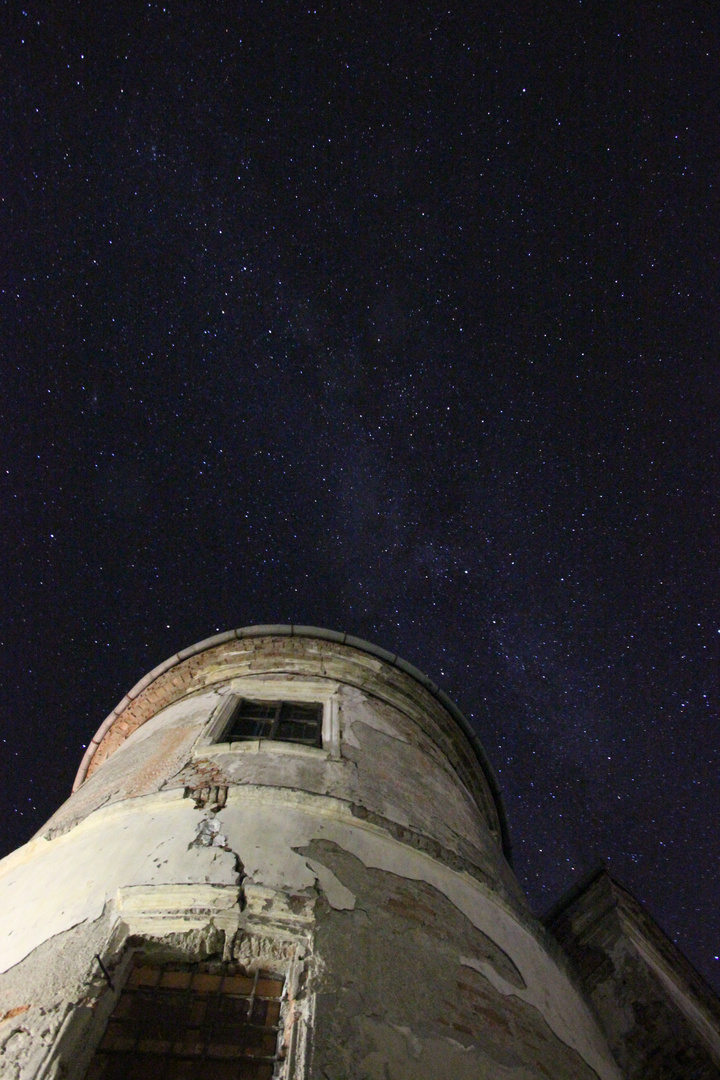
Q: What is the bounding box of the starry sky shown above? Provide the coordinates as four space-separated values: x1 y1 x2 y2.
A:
2 2 719 991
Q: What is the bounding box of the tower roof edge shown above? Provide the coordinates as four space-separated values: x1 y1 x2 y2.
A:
72 624 512 862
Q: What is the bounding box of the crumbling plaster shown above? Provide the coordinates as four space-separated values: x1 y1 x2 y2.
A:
0 787 621 1079
307 840 606 1080
0 633 629 1079
548 875 720 1078
76 634 505 851
38 691 217 840
0 908 121 1080
39 674 518 900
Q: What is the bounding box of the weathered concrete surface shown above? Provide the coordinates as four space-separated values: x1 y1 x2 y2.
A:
547 869 720 1079
39 668 521 903
337 685 509 884
307 840 604 1079
0 911 117 1080
38 690 220 841
0 788 622 1079
79 635 504 846
0 794 240 977
0 633 627 1079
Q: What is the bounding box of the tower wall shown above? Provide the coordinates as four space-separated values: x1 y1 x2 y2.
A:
0 630 622 1080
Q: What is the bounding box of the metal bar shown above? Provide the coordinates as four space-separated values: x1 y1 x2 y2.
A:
247 968 260 1021
95 954 115 990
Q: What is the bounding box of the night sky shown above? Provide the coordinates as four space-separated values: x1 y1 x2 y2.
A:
3 3 719 991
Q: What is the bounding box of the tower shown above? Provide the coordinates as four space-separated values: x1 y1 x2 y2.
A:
0 627 667 1077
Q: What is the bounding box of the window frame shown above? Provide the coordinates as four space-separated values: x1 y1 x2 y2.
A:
196 678 341 759
223 698 324 748
83 958 287 1079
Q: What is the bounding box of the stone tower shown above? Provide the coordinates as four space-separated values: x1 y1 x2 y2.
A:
0 627 626 1079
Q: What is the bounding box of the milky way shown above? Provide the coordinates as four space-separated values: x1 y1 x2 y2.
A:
2 3 719 989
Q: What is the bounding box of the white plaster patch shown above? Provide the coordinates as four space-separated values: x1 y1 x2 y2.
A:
440 1037 477 1053
390 1024 423 1057
356 1015 535 1080
190 817 229 849
219 788 621 1079
460 955 520 998
303 858 356 910
310 815 621 1079
0 787 621 1080
0 794 239 976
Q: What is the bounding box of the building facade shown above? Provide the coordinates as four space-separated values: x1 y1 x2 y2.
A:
0 627 717 1079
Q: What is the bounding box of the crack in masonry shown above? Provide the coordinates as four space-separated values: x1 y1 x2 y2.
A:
187 814 246 917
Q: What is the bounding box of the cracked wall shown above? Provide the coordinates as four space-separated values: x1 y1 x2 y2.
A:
306 839 602 1080
0 634 624 1079
0 788 621 1079
36 668 519 903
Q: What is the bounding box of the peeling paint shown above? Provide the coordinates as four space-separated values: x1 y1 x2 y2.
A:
353 1015 540 1080
460 955 523 998
0 635 629 1080
302 857 356 911
0 788 620 1077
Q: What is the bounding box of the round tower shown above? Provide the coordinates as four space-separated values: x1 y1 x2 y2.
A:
0 627 621 1080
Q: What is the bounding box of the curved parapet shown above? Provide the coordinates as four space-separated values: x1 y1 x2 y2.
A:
0 626 625 1080
72 625 512 862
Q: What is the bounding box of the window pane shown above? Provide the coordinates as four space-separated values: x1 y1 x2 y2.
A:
227 717 273 740
225 700 276 741
222 699 322 746
281 702 321 722
277 702 322 745
235 701 276 720
276 720 319 744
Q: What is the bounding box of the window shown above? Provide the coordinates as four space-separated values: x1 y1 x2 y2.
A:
223 699 323 748
197 684 340 758
86 959 285 1080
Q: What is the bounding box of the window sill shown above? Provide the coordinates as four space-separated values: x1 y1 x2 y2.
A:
192 740 330 761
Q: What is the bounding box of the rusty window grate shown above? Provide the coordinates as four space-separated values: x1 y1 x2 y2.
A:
224 699 322 747
85 960 285 1080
